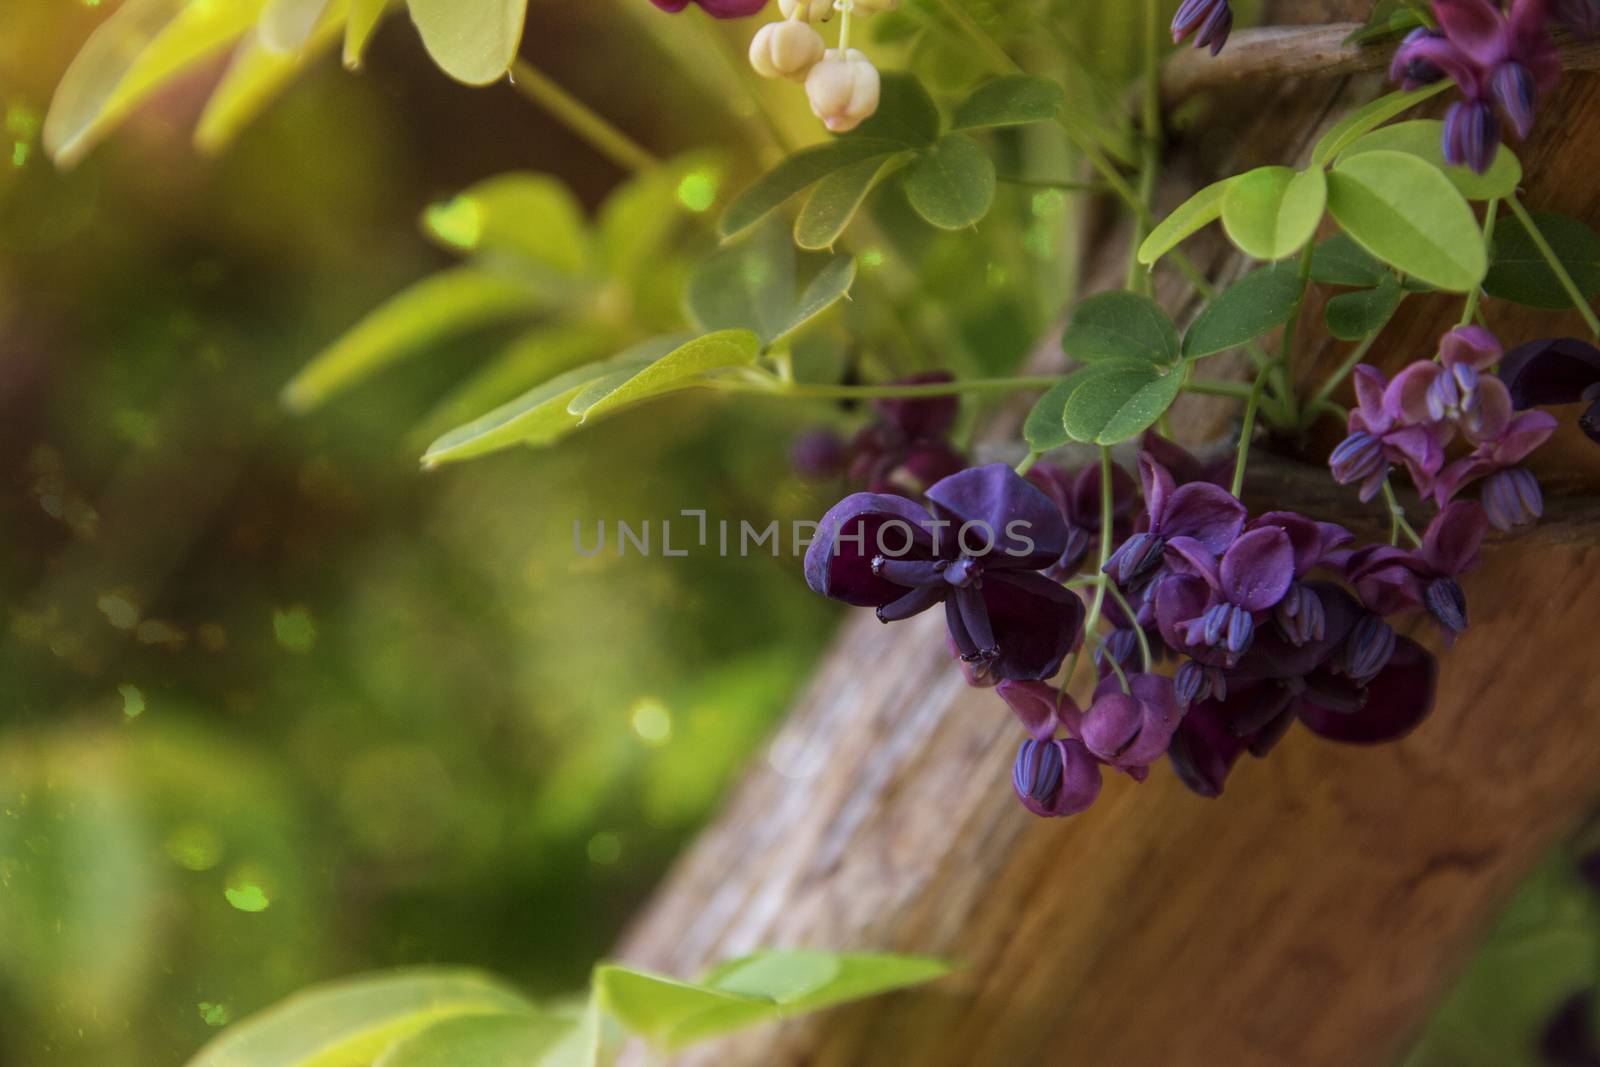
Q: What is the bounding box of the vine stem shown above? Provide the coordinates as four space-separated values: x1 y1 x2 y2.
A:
714 375 1060 400
1058 447 1118 692
1507 195 1600 340
1459 198 1498 327
1104 580 1153 672
1381 478 1424 547
507 59 658 175
1128 0 1164 294
1307 327 1384 415
1185 378 1257 399
1230 362 1272 499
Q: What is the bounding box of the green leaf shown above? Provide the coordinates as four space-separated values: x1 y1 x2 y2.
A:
345 0 390 69
594 951 948 1052
950 74 1065 131
284 267 542 413
183 970 534 1067
1339 120 1521 200
423 173 590 276
688 221 796 341
1324 274 1404 340
1063 363 1186 446
771 256 858 346
720 139 907 239
1137 177 1237 266
374 1012 576 1067
195 16 343 155
44 0 262 168
1310 233 1386 288
1326 150 1487 292
1061 291 1179 366
795 152 906 251
411 322 619 446
596 159 710 282
1220 166 1327 261
1310 81 1452 166
1022 365 1126 452
569 329 761 420
902 133 996 230
421 349 655 466
849 72 940 147
259 0 330 53
1484 209 1600 309
1182 263 1303 359
408 0 526 85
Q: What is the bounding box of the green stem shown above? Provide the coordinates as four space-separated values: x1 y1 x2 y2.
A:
1093 634 1132 693
715 375 1060 400
1309 327 1384 413
1459 199 1498 327
1184 378 1256 400
1507 195 1600 339
1381 478 1424 547
1103 581 1153 672
1230 362 1272 499
1059 447 1117 689
995 175 1112 192
1015 450 1041 475
1271 241 1315 427
507 59 658 175
1128 0 1163 293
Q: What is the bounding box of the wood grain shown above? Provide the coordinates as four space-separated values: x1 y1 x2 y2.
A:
616 7 1600 1065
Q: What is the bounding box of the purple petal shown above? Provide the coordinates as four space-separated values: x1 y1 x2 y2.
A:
925 463 1070 570
1250 511 1327 576
982 571 1086 682
1499 337 1600 408
1384 361 1444 425
1160 482 1247 552
1440 325 1505 370
1433 453 1497 504
1162 534 1223 591
1466 375 1515 442
1154 573 1216 655
1443 99 1501 175
804 493 934 606
1495 409 1560 463
1392 32 1486 96
1299 637 1437 743
1220 527 1295 611
997 679 1070 741
1434 0 1512 70
1167 700 1246 797
1352 364 1393 430
1137 452 1176 527
1422 499 1489 576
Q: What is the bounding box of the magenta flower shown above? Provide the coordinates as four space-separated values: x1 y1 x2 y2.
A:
1343 500 1488 632
1025 459 1138 578
650 0 768 15
1012 737 1102 817
1390 0 1560 172
1384 326 1504 431
1104 452 1247 586
1157 526 1296 665
1431 380 1558 507
1499 336 1600 443
1329 364 1450 500
805 464 1085 681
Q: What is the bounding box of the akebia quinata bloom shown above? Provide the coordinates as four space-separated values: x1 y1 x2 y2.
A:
1499 336 1600 444
650 0 768 15
1171 0 1233 54
806 48 882 133
805 464 1085 682
749 20 826 81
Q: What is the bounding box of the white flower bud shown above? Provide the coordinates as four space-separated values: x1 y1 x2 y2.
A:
805 48 880 133
749 20 826 81
779 0 833 20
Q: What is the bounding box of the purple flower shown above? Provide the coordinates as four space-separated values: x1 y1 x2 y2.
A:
1343 500 1488 631
1251 510 1352 646
805 464 1085 682
1431 379 1558 505
1025 459 1138 577
1012 737 1102 817
1171 0 1233 54
790 429 847 480
1072 673 1182 775
1499 336 1600 443
997 678 1069 739
845 372 968 497
1157 526 1296 665
650 0 768 15
1390 0 1560 172
1553 0 1600 36
1104 452 1247 586
1330 364 1449 500
1385 326 1504 432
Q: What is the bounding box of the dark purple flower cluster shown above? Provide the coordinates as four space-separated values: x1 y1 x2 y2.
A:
1500 336 1600 443
791 373 967 497
1329 326 1558 531
1390 0 1560 172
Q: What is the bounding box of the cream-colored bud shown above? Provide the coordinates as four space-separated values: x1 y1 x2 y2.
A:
779 0 833 20
805 48 880 133
749 21 826 81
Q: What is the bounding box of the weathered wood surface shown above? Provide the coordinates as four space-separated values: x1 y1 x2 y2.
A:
616 6 1600 1065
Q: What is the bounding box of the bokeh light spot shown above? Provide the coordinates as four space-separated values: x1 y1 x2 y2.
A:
118 684 145 719
224 883 270 912
587 831 622 865
629 697 672 746
423 196 482 250
166 824 223 871
676 169 720 213
197 1002 231 1027
273 607 317 654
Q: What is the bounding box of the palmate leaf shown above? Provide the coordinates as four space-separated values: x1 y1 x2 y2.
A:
688 222 797 341
1338 120 1521 201
1062 361 1186 446
1220 166 1326 261
1310 233 1387 288
774 256 857 345
183 970 536 1067
1325 274 1404 340
903 133 996 231
950 74 1065 131
1484 209 1600 309
373 1013 576 1067
1325 149 1487 292
1182 263 1303 359
423 173 591 277
571 329 761 420
1023 364 1124 452
795 152 909 251
1061 291 1179 366
720 139 910 240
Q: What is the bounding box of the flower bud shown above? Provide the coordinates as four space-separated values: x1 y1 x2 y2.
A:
790 429 846 480
1424 576 1469 634
749 20 826 81
1079 677 1178 769
1329 431 1384 487
1175 659 1226 708
1481 466 1542 531
779 0 834 19
1012 738 1101 817
806 48 881 133
1341 614 1396 683
1443 98 1500 175
1273 582 1325 647
1491 61 1538 140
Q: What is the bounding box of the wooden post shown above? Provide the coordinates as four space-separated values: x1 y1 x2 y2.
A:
616 6 1600 1064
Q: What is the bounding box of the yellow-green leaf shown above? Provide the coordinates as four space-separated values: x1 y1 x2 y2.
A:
1338 119 1521 201
183 970 534 1067
284 267 543 412
259 0 331 53
570 329 760 421
423 172 590 276
1326 149 1487 292
196 10 346 155
344 0 392 69
1137 177 1237 266
1220 166 1326 261
794 152 904 252
373 1013 574 1067
407 0 528 86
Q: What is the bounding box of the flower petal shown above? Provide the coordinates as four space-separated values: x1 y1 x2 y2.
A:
1137 452 1176 527
982 571 1085 682
1167 699 1246 797
1299 637 1437 743
804 492 934 606
997 679 1069 741
1422 499 1489 575
1499 337 1600 408
926 463 1070 569
1439 325 1504 369
1352 364 1393 430
1160 482 1247 552
1434 0 1511 71
1220 527 1295 611
1384 361 1444 425
1250 511 1326 576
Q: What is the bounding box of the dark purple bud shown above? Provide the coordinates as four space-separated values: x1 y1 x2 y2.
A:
1273 582 1326 647
1225 605 1254 656
1175 659 1226 708
1107 531 1166 585
1424 576 1469 633
872 372 958 441
1329 431 1385 487
1554 0 1600 37
1171 0 1232 53
1443 99 1501 175
1078 692 1145 763
1341 614 1396 683
1481 466 1543 530
1396 28 1447 88
791 429 847 480
1490 61 1539 140
1095 628 1140 678
1012 737 1102 817
1499 337 1600 414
